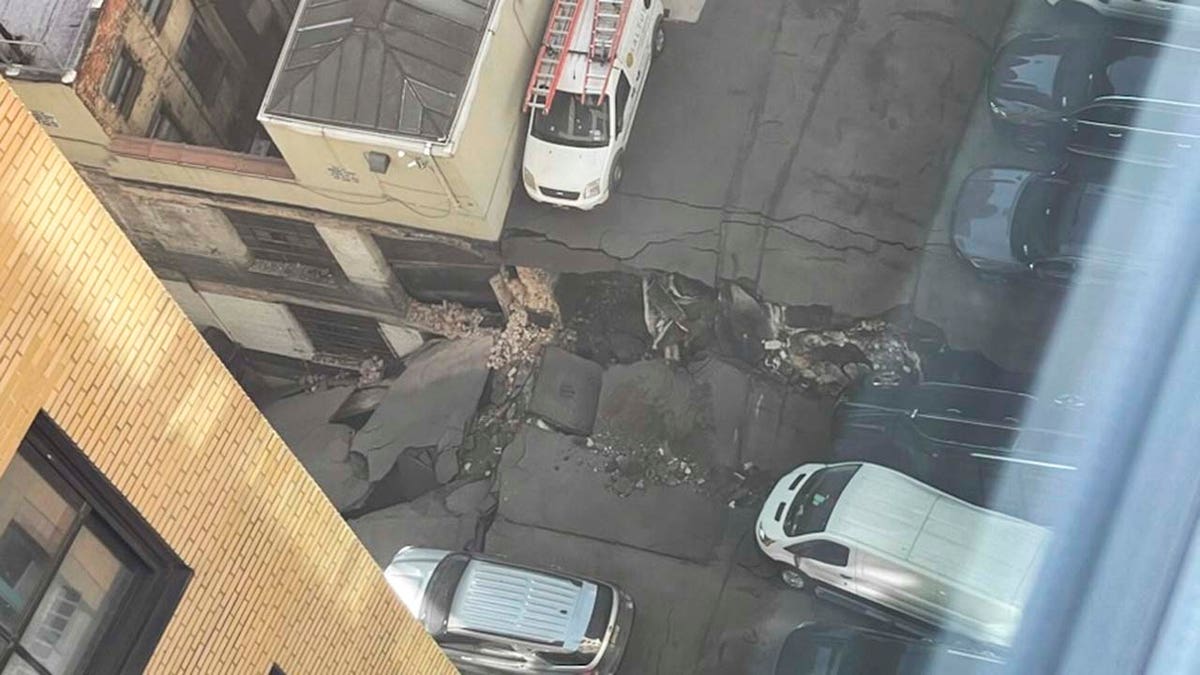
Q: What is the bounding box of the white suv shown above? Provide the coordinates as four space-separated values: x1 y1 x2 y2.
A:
1048 0 1200 27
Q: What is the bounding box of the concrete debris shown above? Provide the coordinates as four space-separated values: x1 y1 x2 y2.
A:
248 259 335 284
350 336 493 481
488 267 563 381
404 300 491 339
527 347 603 435
762 316 921 395
357 355 385 386
435 448 460 484
642 273 717 359
716 282 771 364
588 431 710 496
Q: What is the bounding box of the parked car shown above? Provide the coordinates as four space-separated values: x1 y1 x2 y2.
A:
774 622 1006 675
384 547 634 674
1046 0 1200 29
831 378 1085 524
522 0 666 209
950 167 1167 284
757 462 1051 647
987 33 1200 166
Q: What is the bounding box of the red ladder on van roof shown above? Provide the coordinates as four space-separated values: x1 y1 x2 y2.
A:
582 0 631 101
524 0 585 113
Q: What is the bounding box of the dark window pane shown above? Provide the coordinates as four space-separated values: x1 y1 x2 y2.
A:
287 304 391 359
19 525 136 675
224 210 336 270
179 21 223 98
0 454 77 633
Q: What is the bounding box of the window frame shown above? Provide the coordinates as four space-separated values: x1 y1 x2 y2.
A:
786 539 850 567
148 104 189 143
139 0 172 31
177 18 225 99
0 414 191 675
104 49 144 119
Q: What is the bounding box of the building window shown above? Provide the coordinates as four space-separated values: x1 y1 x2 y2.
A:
139 0 172 30
148 105 188 143
223 210 340 282
288 304 393 359
104 50 144 118
373 235 499 308
178 19 223 99
0 416 189 675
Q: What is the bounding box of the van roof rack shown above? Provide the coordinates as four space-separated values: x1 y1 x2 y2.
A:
524 0 632 113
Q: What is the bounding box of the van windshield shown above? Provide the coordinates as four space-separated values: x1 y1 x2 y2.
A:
784 465 860 537
530 92 611 148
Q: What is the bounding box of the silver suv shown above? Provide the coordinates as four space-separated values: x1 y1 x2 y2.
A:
1048 0 1200 28
385 548 634 674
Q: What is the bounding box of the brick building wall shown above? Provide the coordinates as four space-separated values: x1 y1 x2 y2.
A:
0 77 453 674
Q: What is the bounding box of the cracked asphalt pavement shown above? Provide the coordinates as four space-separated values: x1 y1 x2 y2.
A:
502 0 1015 317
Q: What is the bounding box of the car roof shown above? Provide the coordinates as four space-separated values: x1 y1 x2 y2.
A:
1092 36 1200 106
826 464 1050 602
446 556 598 650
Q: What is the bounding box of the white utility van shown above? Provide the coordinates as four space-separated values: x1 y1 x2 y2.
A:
521 0 666 209
756 462 1050 648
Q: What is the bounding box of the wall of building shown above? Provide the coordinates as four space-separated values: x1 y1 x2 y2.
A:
257 0 551 243
71 0 277 150
0 77 454 674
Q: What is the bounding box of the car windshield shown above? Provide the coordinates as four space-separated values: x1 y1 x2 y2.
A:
783 465 859 537
1011 178 1079 261
530 92 610 148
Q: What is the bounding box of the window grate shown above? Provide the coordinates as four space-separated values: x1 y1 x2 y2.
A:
224 210 337 271
288 304 392 359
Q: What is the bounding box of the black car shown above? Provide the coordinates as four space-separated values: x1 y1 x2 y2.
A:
775 623 1005 675
951 167 1166 283
831 379 1085 525
988 33 1200 166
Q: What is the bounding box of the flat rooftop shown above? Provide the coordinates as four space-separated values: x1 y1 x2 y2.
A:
0 0 94 80
263 0 496 142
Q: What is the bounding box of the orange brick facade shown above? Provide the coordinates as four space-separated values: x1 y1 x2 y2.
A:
0 78 454 674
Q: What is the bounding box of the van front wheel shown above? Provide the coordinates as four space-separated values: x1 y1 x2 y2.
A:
610 153 625 191
780 568 810 591
652 17 665 58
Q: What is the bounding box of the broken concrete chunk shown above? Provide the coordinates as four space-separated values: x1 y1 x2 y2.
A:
445 479 493 515
527 346 603 435
350 336 493 481
435 448 460 484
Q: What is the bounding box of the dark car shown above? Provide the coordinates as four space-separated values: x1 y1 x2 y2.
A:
775 623 1005 675
831 379 1085 525
987 33 1200 166
951 167 1167 283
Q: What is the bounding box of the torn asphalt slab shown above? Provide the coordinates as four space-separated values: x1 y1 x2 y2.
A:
351 336 494 481
527 346 603 435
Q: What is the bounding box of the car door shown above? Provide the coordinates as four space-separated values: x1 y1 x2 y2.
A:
1068 103 1135 161
613 72 632 150
788 539 855 592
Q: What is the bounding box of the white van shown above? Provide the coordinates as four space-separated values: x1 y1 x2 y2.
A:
756 462 1050 647
522 0 666 209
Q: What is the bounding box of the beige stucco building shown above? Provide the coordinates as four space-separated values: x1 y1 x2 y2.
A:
1 0 548 370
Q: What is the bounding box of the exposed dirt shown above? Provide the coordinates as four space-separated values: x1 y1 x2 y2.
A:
555 272 652 365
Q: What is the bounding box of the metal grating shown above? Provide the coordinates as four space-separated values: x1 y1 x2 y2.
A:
225 209 337 270
287 304 391 358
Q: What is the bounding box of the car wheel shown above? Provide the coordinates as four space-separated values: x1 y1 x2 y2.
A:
780 568 810 591
609 153 624 190
652 17 665 59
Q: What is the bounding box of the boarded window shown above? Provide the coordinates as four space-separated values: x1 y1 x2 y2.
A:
288 304 392 359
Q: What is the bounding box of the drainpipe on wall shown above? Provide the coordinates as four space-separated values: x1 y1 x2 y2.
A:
424 141 464 213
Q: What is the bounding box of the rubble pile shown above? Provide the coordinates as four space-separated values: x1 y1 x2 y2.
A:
405 300 491 339
488 267 564 382
764 316 921 394
585 432 708 496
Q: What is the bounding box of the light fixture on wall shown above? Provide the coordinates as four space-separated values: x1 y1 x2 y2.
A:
364 151 390 174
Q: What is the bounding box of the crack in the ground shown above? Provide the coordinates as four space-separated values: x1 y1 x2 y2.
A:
506 226 717 265
725 215 922 255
